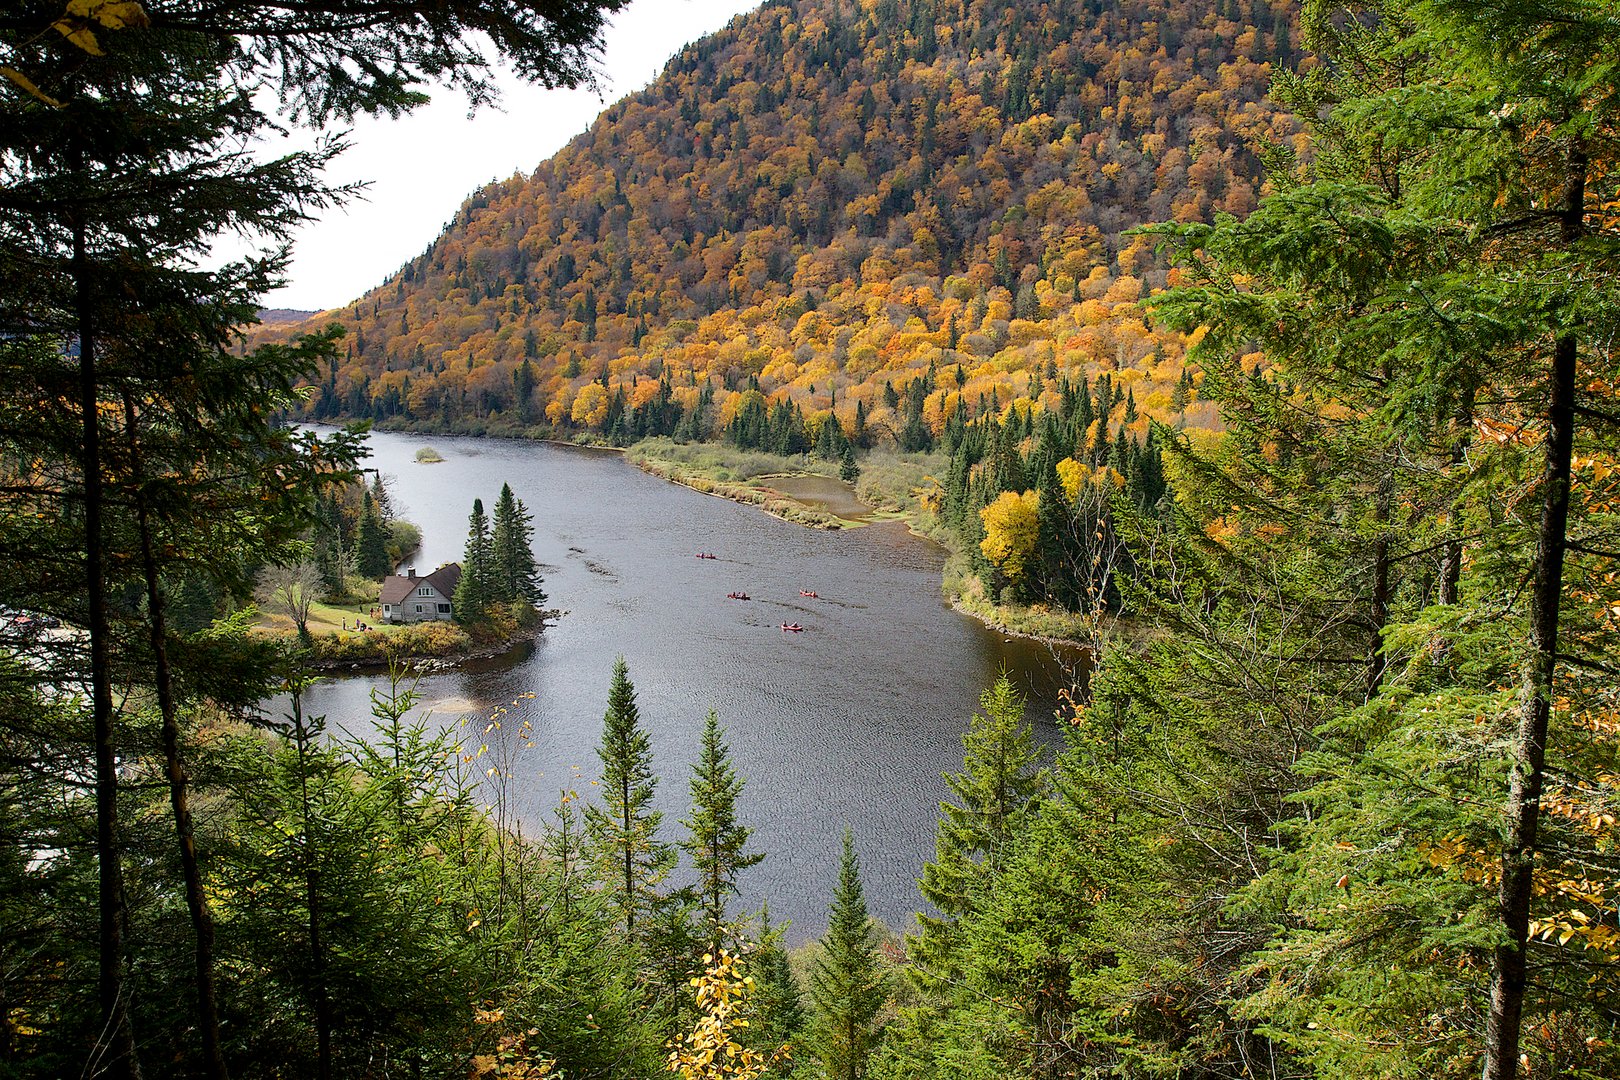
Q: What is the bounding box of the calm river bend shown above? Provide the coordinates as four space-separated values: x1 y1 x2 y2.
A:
294 430 1084 940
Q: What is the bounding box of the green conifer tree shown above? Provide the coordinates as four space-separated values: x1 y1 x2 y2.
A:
585 659 674 936
453 497 493 624
356 492 392 580
1136 4 1620 1075
490 482 544 606
746 904 806 1056
809 828 888 1080
911 677 1044 990
680 711 763 954
840 444 860 483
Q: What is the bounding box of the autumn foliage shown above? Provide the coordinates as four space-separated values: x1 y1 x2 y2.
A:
268 0 1298 442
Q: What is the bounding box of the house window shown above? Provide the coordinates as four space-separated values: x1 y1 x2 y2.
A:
417 586 432 596
437 604 451 614
414 604 423 613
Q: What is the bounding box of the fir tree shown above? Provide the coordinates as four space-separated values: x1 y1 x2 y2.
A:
680 711 763 954
746 904 805 1056
585 659 673 935
910 677 1044 990
840 444 860 483
453 497 493 624
355 492 392 580
809 828 888 1080
490 482 544 606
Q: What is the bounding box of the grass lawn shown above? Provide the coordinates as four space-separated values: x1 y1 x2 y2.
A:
258 599 401 637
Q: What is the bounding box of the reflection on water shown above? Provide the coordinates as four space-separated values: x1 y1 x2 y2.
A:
294 431 1086 941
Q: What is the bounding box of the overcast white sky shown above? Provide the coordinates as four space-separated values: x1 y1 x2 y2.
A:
256 0 758 312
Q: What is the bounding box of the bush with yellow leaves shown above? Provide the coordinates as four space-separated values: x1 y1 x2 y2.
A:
667 950 789 1080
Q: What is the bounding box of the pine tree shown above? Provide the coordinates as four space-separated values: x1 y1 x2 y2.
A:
840 444 860 483
585 659 673 935
911 677 1044 989
745 904 805 1056
680 712 763 954
809 828 888 1080
490 482 544 606
1138 4 1620 1075
356 492 392 580
453 497 493 624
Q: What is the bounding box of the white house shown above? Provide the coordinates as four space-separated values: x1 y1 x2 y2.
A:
379 563 462 623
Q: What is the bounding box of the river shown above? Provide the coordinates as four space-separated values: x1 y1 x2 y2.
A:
293 430 1085 940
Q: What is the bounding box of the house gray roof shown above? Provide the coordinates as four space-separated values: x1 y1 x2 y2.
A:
380 562 462 606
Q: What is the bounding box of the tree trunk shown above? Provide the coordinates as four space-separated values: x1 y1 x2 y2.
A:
124 398 229 1080
1481 137 1585 1080
73 151 140 1080
291 695 334 1080
1365 469 1393 701
1438 402 1476 607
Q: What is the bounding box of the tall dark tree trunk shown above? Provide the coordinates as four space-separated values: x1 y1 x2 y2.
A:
1438 401 1476 608
1365 468 1394 701
1481 138 1585 1080
124 398 229 1080
291 693 334 1080
73 151 140 1080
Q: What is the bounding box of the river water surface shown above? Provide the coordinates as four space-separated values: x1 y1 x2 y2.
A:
296 430 1084 939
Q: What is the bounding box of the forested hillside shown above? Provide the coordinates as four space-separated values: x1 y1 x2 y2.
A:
286 0 1302 440
5 0 1620 1077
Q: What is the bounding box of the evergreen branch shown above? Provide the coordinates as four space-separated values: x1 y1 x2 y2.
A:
1573 403 1620 426
1566 541 1620 560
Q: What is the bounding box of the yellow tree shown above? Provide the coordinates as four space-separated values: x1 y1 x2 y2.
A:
667 950 788 1080
979 490 1039 590
570 382 610 428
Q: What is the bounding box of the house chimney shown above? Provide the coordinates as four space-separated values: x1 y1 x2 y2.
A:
407 567 416 579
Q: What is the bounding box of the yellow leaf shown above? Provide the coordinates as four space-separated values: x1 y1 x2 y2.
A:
0 67 64 107
66 0 150 29
50 20 102 55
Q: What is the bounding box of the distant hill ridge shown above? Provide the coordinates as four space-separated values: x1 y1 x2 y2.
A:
281 0 1302 440
258 308 320 325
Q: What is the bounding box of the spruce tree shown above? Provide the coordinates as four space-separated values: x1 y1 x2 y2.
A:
490 481 544 606
0 1 627 1070
1032 459 1075 609
585 659 673 935
680 711 763 954
746 904 806 1055
911 677 1044 990
840 444 860 483
809 828 888 1080
1139 4 1620 1075
355 492 392 580
453 497 493 624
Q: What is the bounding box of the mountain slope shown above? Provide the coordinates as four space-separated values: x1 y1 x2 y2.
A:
290 0 1302 438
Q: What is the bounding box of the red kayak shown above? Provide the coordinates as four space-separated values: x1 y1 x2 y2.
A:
727 592 751 601
695 552 717 559
800 590 819 598
781 623 804 633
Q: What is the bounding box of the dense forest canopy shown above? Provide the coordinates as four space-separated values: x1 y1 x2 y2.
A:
279 0 1302 441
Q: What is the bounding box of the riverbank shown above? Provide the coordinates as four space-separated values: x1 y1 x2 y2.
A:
626 438 1098 647
944 569 1099 645
254 603 549 673
627 445 851 530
